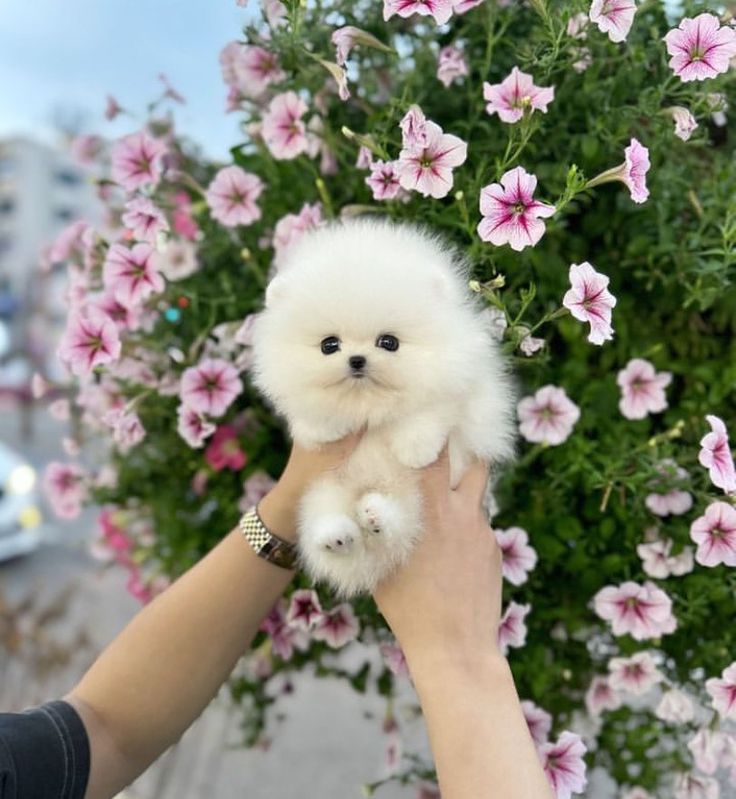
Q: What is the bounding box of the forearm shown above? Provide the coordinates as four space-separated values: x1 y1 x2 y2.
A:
64 485 298 797
410 652 554 799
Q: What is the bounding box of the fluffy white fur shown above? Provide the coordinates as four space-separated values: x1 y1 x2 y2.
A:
251 219 515 597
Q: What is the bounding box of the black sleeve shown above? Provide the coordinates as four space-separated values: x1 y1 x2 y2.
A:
0 699 90 799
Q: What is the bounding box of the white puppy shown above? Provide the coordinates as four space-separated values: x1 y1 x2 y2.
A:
251 219 515 597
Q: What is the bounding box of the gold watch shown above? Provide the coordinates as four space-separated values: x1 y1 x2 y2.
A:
238 505 299 571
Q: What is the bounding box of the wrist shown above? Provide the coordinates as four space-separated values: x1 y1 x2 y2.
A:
256 481 302 544
406 646 511 694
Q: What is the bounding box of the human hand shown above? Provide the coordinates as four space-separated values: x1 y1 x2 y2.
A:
373 446 503 671
257 430 364 543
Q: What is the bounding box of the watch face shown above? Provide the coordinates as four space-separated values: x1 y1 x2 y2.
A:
261 538 297 570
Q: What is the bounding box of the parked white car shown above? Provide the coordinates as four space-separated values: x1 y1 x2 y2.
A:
0 441 43 561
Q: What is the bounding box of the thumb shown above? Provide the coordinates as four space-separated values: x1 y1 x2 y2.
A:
453 458 490 509
418 441 451 498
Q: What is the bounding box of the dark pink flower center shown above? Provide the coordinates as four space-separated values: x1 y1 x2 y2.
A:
711 527 723 539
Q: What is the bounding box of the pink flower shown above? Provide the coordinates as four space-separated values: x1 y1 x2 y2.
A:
261 91 309 160
273 203 324 267
180 358 243 418
517 385 580 446
521 700 552 746
58 306 121 376
238 471 276 512
260 600 309 660
331 26 391 66
589 0 636 43
366 160 403 200
110 131 166 192
483 66 555 124
567 12 589 39
383 0 455 25
103 243 164 307
668 107 698 141
233 45 285 98
43 462 88 519
593 581 677 640
121 198 169 243
498 601 530 655
177 404 216 449
494 526 538 585
655 688 695 724
160 240 199 282
587 138 650 204
689 501 736 568
562 261 617 345
172 191 200 241
311 604 360 648
637 538 694 579
452 0 485 13
585 676 622 716
102 408 146 452
70 134 103 166
664 13 736 82
379 641 410 677
204 425 248 471
205 166 264 228
644 459 692 517
607 651 662 695
356 146 373 170
286 589 324 632
705 662 736 720
699 415 736 493
539 731 587 799
105 95 123 121
687 728 727 775
437 45 468 88
49 219 90 264
674 772 720 799
477 166 555 251
397 120 467 199
616 358 671 420
400 106 428 150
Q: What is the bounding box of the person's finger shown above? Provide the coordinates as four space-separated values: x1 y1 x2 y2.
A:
453 457 490 507
418 441 451 498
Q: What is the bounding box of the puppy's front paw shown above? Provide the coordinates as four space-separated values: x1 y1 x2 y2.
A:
356 492 403 538
390 426 446 469
309 514 360 554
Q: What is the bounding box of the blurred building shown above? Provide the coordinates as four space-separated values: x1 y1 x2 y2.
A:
0 137 100 385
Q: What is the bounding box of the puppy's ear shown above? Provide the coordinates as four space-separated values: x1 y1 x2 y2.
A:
265 275 289 307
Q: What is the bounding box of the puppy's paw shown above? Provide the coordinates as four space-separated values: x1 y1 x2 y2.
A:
390 426 446 469
356 492 403 538
309 514 360 554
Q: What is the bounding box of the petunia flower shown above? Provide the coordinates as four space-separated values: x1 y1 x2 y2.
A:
616 358 671 420
517 385 580 446
261 91 309 160
698 415 736 493
205 166 264 228
204 425 248 471
494 526 538 585
607 651 663 695
43 462 89 520
102 408 146 452
637 537 694 579
365 160 403 201
452 0 484 12
379 640 410 677
160 240 199 282
233 45 285 98
176 404 216 449
286 589 324 632
520 700 552 747
397 120 467 199
673 772 720 799
477 166 555 250
539 731 588 799
562 261 617 345
593 581 677 640
105 95 123 121
172 191 200 241
437 45 468 88
497 601 530 655
331 26 393 66
655 688 695 724
567 12 589 39
273 202 324 268
586 138 650 204
399 105 428 150
644 459 693 517
311 603 360 648
667 107 698 141
689 501 736 568
664 13 736 82
110 131 167 192
383 0 455 25
589 0 637 43
180 358 243 418
585 676 622 716
103 243 165 307
121 197 169 244
260 600 309 660
57 306 122 377
687 728 727 776
483 67 555 124
705 662 736 721
238 471 277 513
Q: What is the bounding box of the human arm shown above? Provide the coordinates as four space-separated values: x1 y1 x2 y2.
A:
62 433 360 799
373 451 554 799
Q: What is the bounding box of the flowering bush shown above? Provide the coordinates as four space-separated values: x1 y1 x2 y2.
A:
40 1 736 796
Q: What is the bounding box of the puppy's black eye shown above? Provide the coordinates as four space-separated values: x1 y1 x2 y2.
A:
320 336 341 355
376 334 399 352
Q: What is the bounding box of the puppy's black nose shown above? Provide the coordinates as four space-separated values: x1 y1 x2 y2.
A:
349 355 366 370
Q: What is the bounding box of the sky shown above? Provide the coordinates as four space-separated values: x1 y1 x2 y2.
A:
0 0 258 160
